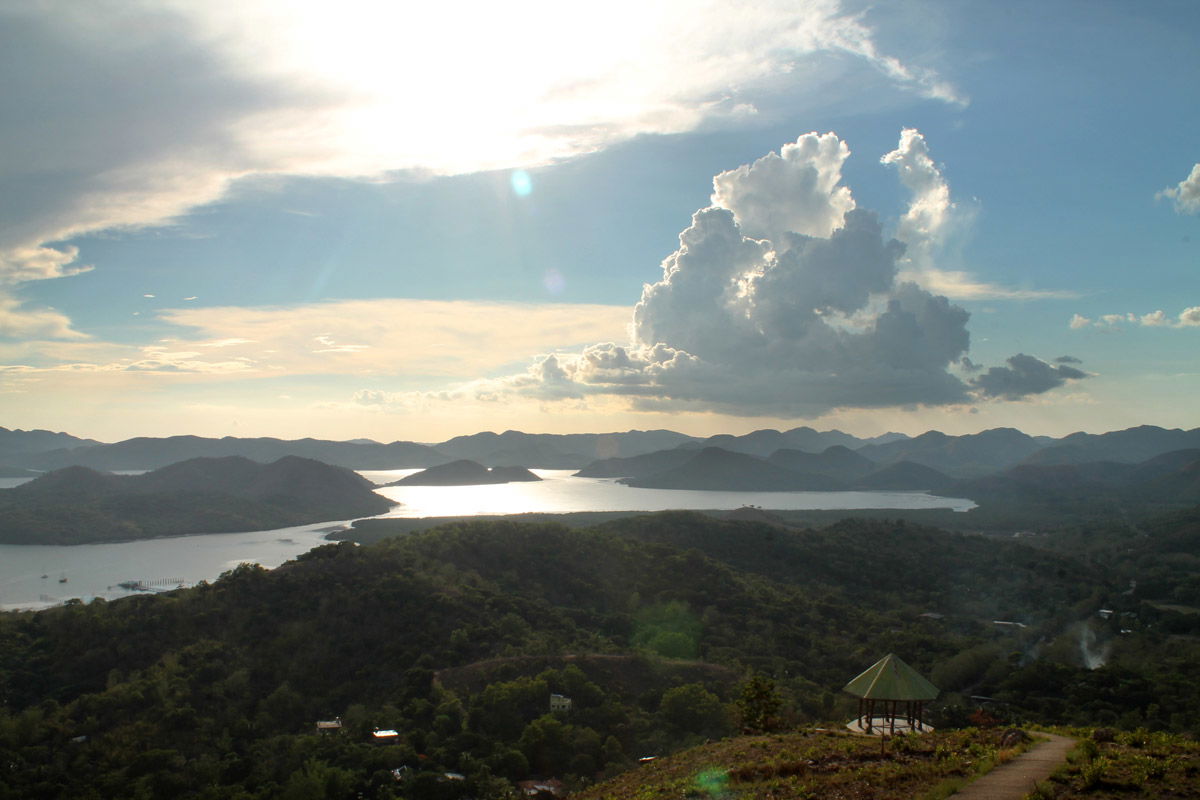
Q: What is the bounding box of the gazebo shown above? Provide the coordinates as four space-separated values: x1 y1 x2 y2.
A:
843 653 939 735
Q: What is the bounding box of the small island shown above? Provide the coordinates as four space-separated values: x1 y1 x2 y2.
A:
384 459 541 486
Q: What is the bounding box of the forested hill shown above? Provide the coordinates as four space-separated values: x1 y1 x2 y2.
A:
4 512 1199 798
0 455 395 544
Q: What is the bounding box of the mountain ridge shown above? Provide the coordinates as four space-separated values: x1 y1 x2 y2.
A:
3 424 1198 479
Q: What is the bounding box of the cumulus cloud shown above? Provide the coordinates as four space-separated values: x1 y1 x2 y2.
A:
970 354 1088 400
1070 306 1200 329
881 128 953 270
1158 163 1200 214
880 129 1072 301
620 188 976 415
470 131 1078 415
711 132 855 242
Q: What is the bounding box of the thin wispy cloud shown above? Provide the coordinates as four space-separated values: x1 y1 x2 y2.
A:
914 271 1081 301
1 299 630 379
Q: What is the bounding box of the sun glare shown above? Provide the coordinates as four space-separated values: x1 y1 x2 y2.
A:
171 0 857 175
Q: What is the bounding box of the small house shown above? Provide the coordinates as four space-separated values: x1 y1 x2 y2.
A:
550 693 572 712
518 778 567 798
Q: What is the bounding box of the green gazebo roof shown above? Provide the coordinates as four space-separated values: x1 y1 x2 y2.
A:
842 654 939 701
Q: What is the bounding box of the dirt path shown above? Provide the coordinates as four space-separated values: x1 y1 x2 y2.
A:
952 732 1076 799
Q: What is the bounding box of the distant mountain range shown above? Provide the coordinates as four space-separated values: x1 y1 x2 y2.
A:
9 435 451 472
1021 425 1200 466
1 424 1197 487
615 446 955 492
0 427 99 457
677 427 908 458
940 448 1200 509
433 429 695 469
0 456 396 544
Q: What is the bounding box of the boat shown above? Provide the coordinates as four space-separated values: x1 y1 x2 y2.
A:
58 573 67 583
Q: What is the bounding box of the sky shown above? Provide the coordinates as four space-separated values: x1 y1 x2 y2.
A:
1 0 1197 444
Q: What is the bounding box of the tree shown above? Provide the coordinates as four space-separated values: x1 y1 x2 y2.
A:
737 674 782 733
659 683 729 737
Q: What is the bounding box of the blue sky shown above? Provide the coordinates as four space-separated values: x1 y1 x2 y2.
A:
1 0 1197 442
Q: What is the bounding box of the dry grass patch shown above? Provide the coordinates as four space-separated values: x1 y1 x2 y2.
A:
578 727 1031 800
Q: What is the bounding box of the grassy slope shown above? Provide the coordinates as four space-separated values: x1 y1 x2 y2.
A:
1040 727 1200 799
578 728 1021 800
578 727 1200 800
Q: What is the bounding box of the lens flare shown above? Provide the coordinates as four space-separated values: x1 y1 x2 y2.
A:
694 768 730 798
543 268 566 295
510 169 533 197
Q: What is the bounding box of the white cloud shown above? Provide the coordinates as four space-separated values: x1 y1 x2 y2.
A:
0 246 92 286
913 270 1081 301
810 8 968 107
881 129 1072 302
711 132 855 242
467 131 1079 416
0 298 630 378
0 295 85 340
881 128 953 271
1070 306 1200 329
1158 163 1200 214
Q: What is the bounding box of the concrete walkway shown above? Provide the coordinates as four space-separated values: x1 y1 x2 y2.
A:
951 732 1076 799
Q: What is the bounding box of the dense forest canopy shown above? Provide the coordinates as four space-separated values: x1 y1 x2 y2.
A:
2 509 1198 798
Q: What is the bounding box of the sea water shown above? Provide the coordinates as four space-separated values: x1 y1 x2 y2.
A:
364 469 973 518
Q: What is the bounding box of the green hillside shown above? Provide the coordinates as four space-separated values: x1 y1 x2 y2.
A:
1 511 1198 798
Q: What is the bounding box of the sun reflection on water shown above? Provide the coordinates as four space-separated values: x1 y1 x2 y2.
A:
359 470 975 519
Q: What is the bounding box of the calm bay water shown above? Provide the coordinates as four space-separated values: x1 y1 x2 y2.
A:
363 469 974 518
0 523 343 612
0 469 972 609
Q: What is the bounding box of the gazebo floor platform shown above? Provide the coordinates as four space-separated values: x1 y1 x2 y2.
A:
845 717 935 736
